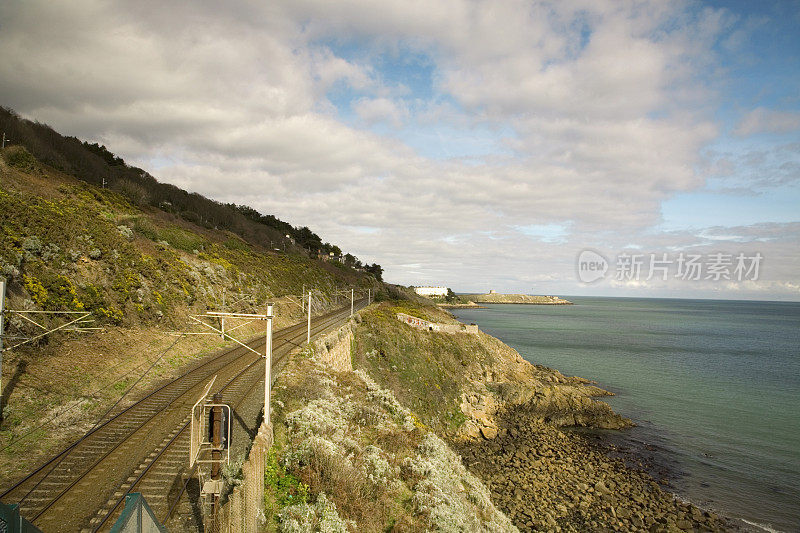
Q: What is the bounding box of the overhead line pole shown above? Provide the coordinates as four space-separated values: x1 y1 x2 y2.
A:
307 291 312 344
264 303 273 427
350 288 354 317
221 288 226 340
0 279 6 418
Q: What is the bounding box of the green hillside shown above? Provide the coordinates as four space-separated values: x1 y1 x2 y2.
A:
0 133 382 478
0 145 379 329
0 106 382 277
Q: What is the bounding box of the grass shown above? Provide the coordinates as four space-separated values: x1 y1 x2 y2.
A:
264 447 309 511
265 341 517 532
351 302 492 435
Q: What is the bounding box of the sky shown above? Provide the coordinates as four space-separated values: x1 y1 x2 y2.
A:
1 0 798 300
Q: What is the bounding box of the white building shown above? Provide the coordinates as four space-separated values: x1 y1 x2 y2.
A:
414 286 449 298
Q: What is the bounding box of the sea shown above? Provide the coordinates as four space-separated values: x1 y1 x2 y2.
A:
450 297 800 532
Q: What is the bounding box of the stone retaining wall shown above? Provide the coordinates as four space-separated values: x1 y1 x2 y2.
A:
396 312 479 334
216 318 359 531
312 318 356 372
217 423 273 532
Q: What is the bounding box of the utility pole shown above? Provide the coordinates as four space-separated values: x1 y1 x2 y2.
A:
307 291 312 344
264 304 273 427
1 133 8 149
351 288 354 316
0 279 5 418
220 289 226 340
101 177 106 189
368 288 371 304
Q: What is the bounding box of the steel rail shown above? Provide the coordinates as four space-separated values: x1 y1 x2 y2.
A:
1 301 365 517
90 302 364 531
0 306 331 501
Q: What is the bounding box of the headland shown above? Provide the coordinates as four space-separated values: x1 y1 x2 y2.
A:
471 293 573 305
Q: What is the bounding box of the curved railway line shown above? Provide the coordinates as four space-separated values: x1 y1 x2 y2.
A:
1 298 367 532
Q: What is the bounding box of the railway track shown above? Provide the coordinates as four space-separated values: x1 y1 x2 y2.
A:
1 299 366 532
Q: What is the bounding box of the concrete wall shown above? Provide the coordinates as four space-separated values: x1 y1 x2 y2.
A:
397 313 479 335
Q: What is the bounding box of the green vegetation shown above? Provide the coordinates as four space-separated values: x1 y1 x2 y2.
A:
3 146 36 171
0 105 380 272
266 352 516 532
0 162 380 331
351 301 492 435
264 447 309 512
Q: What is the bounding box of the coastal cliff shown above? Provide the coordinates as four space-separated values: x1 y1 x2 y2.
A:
265 297 730 531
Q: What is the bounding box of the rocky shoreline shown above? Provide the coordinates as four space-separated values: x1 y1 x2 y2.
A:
452 401 734 532
437 301 487 309
348 300 745 532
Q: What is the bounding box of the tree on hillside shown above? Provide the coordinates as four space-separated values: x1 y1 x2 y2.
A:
364 263 383 281
0 105 384 277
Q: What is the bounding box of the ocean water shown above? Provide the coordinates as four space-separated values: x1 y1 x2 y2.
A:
451 297 800 532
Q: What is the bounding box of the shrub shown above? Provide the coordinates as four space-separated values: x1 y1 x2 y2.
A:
113 179 149 206
223 238 249 251
23 274 48 307
277 492 347 533
3 146 37 171
132 217 158 240
157 226 206 253
265 448 309 511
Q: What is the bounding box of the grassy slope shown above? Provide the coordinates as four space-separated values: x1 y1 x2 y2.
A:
351 300 629 439
266 325 518 533
262 296 632 531
0 146 379 482
352 301 485 434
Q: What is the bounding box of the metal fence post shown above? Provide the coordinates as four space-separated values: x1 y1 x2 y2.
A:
221 288 226 340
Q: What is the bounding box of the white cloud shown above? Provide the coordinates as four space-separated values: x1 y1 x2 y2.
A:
0 0 796 299
734 108 800 136
353 97 406 127
311 48 375 92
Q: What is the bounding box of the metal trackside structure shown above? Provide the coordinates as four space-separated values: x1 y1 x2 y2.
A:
189 377 234 501
0 500 43 533
190 377 219 468
109 493 167 533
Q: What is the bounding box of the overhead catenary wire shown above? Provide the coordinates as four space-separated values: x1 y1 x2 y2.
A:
2 289 308 452
97 302 363 529
2 334 181 458
2 288 367 495
1 336 184 455
2 297 368 530
13 336 183 505
6 340 171 403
